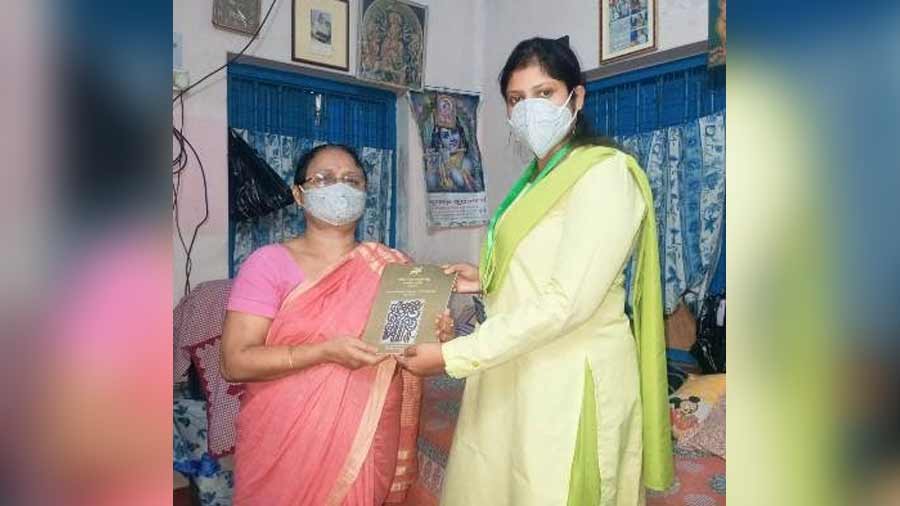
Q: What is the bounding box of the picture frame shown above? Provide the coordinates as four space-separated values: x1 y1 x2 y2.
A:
292 0 350 72
599 0 658 63
212 0 262 36
358 0 428 90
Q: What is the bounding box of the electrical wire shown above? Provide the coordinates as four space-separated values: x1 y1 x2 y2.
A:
172 126 209 297
172 0 278 296
173 94 187 179
173 0 278 103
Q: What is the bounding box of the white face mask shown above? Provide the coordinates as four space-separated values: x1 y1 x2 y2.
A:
300 183 367 226
508 90 578 159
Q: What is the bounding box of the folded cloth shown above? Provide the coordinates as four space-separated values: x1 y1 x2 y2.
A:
173 280 233 383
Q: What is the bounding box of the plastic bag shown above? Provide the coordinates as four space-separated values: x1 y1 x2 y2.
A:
690 293 726 373
228 129 294 221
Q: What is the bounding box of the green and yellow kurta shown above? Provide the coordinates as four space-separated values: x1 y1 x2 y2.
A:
440 146 674 506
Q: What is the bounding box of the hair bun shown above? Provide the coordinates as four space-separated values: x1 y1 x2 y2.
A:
555 35 570 47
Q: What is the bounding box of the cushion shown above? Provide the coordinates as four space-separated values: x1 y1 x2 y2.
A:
174 279 233 383
680 396 726 458
669 373 725 443
186 336 244 457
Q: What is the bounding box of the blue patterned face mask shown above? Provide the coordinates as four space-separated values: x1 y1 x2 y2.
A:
300 183 367 226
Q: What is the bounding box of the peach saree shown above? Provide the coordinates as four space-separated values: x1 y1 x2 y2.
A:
233 242 421 505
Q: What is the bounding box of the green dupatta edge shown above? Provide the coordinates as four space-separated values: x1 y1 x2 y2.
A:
479 145 675 491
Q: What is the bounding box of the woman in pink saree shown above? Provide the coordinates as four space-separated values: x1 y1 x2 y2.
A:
220 145 435 505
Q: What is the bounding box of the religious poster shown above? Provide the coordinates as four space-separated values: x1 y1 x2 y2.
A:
358 0 427 90
409 90 488 229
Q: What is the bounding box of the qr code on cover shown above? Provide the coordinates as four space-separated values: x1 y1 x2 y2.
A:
381 299 425 345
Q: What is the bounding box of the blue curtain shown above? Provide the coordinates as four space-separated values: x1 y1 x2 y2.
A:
617 111 725 313
231 129 395 274
227 63 398 276
585 55 725 312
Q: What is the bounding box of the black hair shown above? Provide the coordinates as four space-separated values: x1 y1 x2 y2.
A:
499 36 618 149
293 144 367 186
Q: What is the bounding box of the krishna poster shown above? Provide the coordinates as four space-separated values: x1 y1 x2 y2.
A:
409 90 488 228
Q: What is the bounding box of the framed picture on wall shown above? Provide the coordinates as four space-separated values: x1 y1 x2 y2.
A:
358 0 427 90
212 0 262 35
292 0 350 71
599 0 657 63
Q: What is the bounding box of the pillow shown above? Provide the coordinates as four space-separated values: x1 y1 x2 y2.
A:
669 373 725 443
680 396 726 458
187 336 244 457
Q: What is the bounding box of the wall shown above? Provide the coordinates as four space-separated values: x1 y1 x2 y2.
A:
172 0 706 303
477 0 708 220
172 0 486 302
398 0 487 269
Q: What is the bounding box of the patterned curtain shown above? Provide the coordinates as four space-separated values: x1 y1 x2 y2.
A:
230 129 395 274
618 111 725 313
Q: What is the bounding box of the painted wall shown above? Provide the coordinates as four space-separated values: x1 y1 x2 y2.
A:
172 0 706 303
477 0 708 223
172 0 486 302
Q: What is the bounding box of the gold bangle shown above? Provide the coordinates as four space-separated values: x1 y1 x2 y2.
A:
287 346 295 370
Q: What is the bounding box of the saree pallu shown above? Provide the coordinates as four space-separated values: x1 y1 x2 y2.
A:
233 242 422 505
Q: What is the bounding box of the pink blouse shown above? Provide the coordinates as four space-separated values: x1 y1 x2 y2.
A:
226 244 305 318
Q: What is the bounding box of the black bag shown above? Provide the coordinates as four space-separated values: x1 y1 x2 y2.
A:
228 129 294 221
690 292 726 373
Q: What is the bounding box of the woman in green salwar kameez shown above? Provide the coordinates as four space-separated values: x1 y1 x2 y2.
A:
398 37 674 506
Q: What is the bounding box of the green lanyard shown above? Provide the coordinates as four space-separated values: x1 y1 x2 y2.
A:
480 143 574 289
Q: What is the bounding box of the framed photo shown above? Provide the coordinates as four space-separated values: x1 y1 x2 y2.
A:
600 0 657 63
212 0 262 35
358 0 427 90
292 0 350 71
